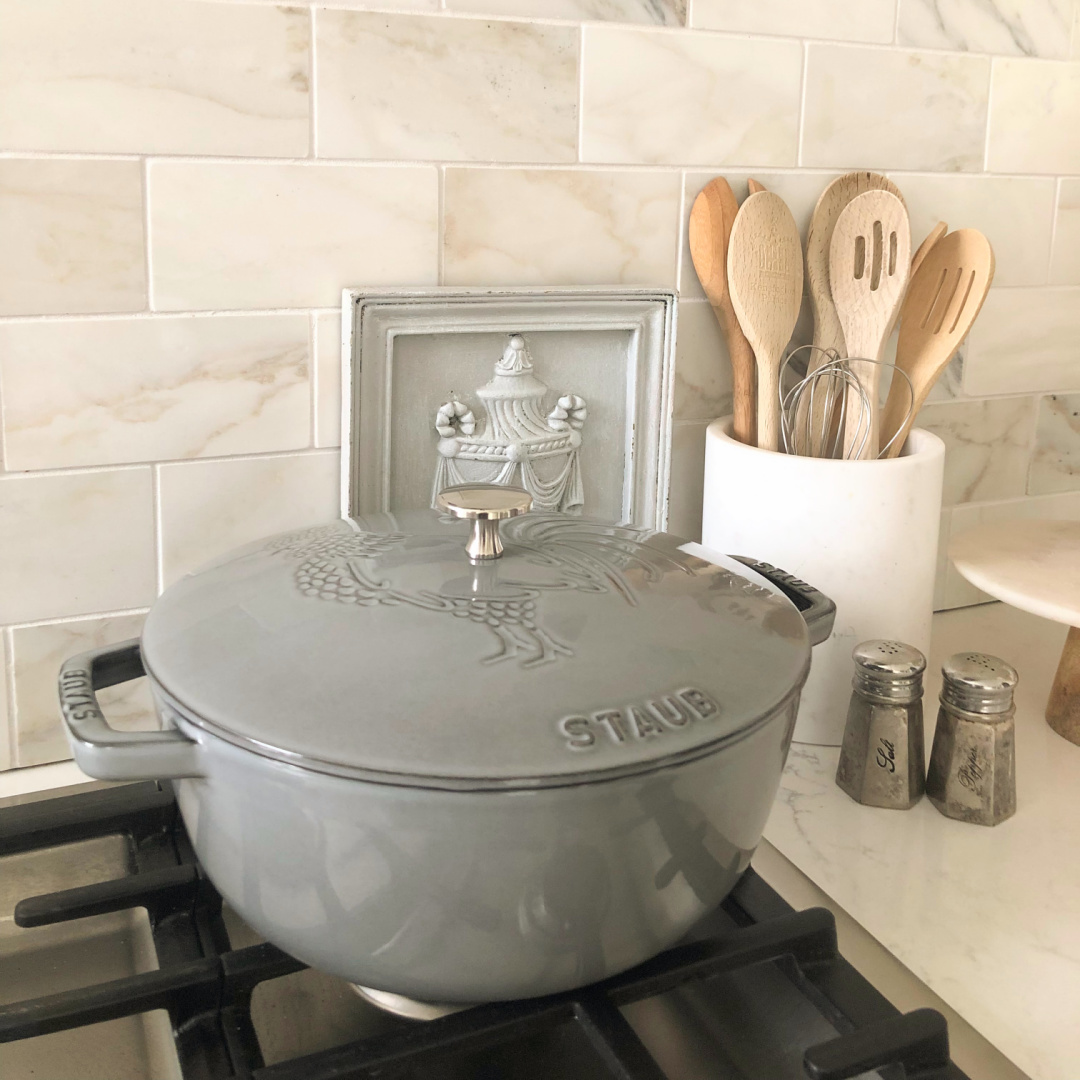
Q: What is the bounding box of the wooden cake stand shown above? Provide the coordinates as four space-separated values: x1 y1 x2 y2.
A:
950 519 1080 746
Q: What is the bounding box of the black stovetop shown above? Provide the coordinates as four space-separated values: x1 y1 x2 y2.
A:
0 781 967 1080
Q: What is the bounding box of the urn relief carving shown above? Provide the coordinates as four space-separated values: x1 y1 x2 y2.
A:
432 334 588 514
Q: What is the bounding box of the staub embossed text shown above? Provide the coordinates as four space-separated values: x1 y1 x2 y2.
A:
557 688 720 751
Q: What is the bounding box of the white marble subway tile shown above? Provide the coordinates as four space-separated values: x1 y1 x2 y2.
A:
923 351 967 403
692 0 895 43
674 301 732 421
987 58 1080 173
443 168 680 285
667 421 708 541
0 315 311 472
0 469 156 624
149 162 438 310
582 28 801 166
158 451 341 585
446 0 685 22
1028 393 1080 494
315 313 344 449
0 0 309 156
917 396 1036 504
11 613 155 769
317 12 578 162
964 288 1080 395
895 175 1055 286
898 0 1073 58
1050 179 1080 285
0 159 146 317
803 46 990 172
680 171 833 300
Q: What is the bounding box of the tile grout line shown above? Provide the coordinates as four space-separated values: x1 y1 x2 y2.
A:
0 447 340 485
892 0 901 45
309 309 320 446
982 57 995 173
143 158 155 312
0 148 1074 180
152 463 165 597
437 165 446 285
6 607 154 634
796 41 809 168
674 170 687 292
576 24 586 163
310 6 319 159
3 630 15 771
1047 176 1062 283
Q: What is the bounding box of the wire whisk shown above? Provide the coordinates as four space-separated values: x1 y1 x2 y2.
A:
780 346 914 460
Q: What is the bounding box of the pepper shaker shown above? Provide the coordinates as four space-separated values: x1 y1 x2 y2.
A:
836 641 926 809
926 653 1018 826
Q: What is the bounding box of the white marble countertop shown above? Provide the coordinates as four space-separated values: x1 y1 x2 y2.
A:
765 601 1080 1080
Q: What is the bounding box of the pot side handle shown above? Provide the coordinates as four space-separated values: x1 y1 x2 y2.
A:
59 640 205 781
730 558 836 647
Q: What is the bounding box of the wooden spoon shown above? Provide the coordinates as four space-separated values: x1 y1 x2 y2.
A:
911 220 947 280
879 229 995 458
688 178 756 445
829 190 911 458
806 172 906 358
726 191 804 452
747 179 766 194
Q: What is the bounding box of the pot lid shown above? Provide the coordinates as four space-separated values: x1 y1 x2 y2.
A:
140 487 811 789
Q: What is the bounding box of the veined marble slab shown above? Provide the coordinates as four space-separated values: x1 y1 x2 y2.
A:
1029 393 1080 495
766 602 1080 1080
1050 179 1080 285
446 0 686 26
898 0 1074 58
988 58 1080 174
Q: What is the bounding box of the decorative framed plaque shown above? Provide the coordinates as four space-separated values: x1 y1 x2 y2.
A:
342 288 677 530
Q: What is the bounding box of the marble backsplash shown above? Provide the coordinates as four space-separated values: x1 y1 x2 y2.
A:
1 0 1079 770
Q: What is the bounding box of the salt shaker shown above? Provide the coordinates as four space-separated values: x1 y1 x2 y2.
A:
926 653 1018 826
836 641 926 809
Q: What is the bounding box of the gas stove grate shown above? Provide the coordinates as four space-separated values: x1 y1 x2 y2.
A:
0 781 966 1080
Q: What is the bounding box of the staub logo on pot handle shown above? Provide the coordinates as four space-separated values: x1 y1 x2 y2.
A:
558 687 720 751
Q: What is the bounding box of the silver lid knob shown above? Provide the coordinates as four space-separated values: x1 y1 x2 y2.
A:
940 652 1018 715
436 484 533 561
852 640 926 703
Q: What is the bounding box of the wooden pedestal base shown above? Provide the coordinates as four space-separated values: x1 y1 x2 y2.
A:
1046 626 1080 746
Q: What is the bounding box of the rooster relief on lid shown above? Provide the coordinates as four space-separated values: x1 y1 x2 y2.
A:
432 334 588 514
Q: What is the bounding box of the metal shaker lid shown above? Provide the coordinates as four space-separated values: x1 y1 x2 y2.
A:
852 640 926 703
940 653 1018 714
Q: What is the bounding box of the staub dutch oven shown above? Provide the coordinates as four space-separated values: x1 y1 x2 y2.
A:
60 485 834 1004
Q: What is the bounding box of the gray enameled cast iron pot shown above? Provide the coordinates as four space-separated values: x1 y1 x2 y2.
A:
59 486 834 1005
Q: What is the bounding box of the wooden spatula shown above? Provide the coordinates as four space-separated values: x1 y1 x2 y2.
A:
879 229 995 458
726 191 804 452
747 179 766 194
829 190 911 458
689 178 756 445
806 172 906 358
911 220 947 280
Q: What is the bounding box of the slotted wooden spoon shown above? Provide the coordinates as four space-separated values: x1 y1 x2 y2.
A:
689 178 756 445
911 220 947 280
726 191 804 452
806 172 905 358
829 189 911 458
879 229 995 458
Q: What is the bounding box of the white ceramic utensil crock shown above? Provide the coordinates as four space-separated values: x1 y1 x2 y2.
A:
702 420 945 746
60 486 834 1004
